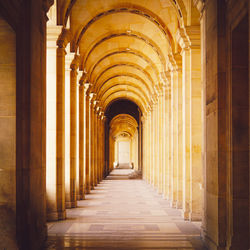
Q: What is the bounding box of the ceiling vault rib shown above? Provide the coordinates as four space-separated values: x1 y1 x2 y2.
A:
93 63 154 92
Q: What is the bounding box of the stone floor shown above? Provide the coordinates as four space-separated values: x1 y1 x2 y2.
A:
44 170 206 249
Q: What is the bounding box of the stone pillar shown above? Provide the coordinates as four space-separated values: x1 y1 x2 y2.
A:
163 86 170 199
101 115 106 178
0 15 17 249
93 105 98 185
177 26 202 220
188 27 202 221
161 83 167 199
78 72 85 200
157 86 163 194
55 28 70 220
97 113 101 182
175 54 183 209
148 111 152 183
89 96 95 188
46 24 62 221
84 84 91 193
151 103 156 186
170 65 178 208
65 49 76 209
141 116 146 179
167 84 172 200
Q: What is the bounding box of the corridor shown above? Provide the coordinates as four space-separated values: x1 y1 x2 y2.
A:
45 169 205 250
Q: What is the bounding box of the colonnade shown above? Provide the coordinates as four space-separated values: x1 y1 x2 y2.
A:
46 23 106 221
142 25 202 221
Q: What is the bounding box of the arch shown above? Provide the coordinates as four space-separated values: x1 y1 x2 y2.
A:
102 91 147 115
100 85 148 109
96 74 151 98
88 49 160 84
93 63 154 93
98 82 150 107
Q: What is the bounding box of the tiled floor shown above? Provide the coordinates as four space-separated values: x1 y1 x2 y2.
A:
45 170 206 249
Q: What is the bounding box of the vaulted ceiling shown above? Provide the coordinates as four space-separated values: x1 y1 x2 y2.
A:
56 0 199 115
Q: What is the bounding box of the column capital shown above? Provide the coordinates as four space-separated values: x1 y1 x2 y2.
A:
176 28 191 50
70 54 80 71
47 25 63 49
79 71 87 86
84 82 91 91
176 26 200 51
57 28 71 49
89 93 96 104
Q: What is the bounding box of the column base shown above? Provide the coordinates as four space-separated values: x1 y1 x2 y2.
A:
203 230 221 250
47 210 66 221
182 210 190 220
79 193 85 200
176 200 183 209
189 211 202 221
85 188 91 194
170 200 177 208
66 201 77 208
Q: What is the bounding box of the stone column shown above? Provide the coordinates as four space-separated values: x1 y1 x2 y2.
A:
97 113 101 182
78 71 86 200
151 103 156 186
170 64 178 208
141 116 146 179
161 83 167 199
89 96 95 188
56 28 70 220
46 24 62 221
157 86 163 194
188 27 202 221
64 48 71 208
175 54 183 209
163 85 170 199
94 104 99 185
167 83 172 200
177 26 202 220
84 84 91 193
69 55 79 207
101 115 106 179
147 111 152 183
0 15 17 249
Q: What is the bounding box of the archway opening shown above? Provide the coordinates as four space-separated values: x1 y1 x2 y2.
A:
104 99 142 176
